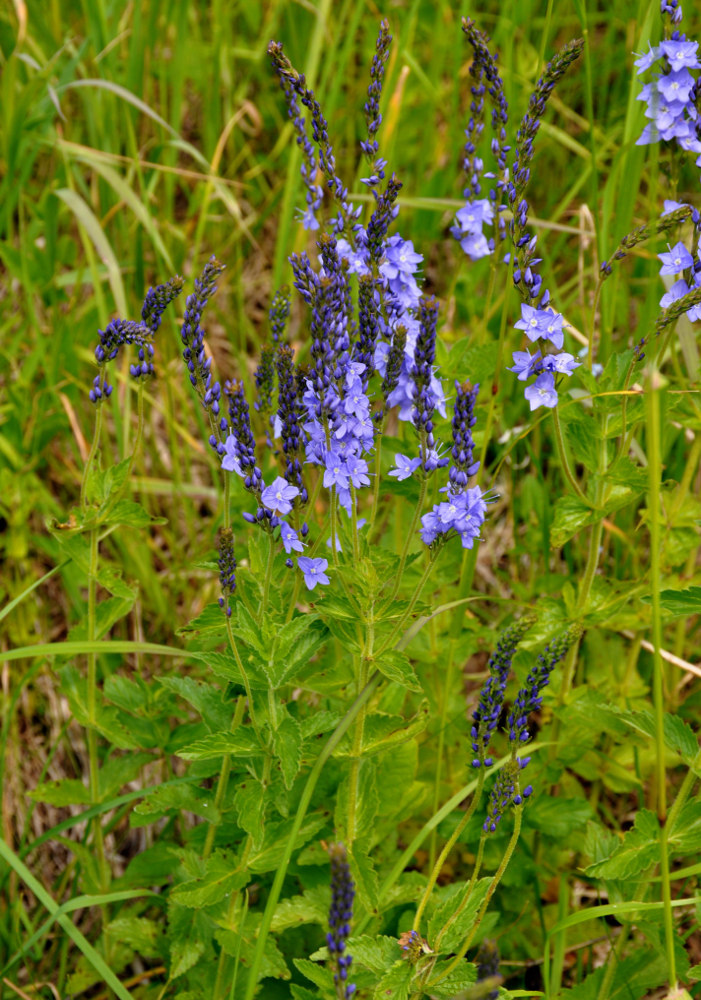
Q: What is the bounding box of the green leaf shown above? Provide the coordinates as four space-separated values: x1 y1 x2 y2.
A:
247 813 327 874
234 779 267 846
349 843 379 913
58 665 141 749
563 414 601 474
550 496 598 547
100 498 166 528
28 778 92 806
270 886 329 932
105 916 161 958
525 797 593 839
176 602 228 638
217 923 289 981
669 801 701 856
345 935 401 973
98 752 153 800
176 728 262 760
584 809 659 879
643 586 701 617
273 715 302 790
424 960 478 999
171 852 249 908
157 675 231 732
168 902 212 979
616 710 699 769
373 959 414 1000
132 784 219 825
428 877 492 954
264 615 328 689
373 649 423 692
294 958 336 992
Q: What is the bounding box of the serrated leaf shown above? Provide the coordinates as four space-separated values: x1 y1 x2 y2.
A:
373 958 414 999
344 935 400 973
294 958 336 992
273 715 302 789
106 916 161 958
525 797 593 839
669 801 701 856
264 615 328 689
58 665 141 749
642 586 701 617
157 675 231 732
247 813 327 874
428 877 492 954
168 902 211 979
132 784 219 825
424 960 478 999
68 595 136 642
617 710 699 769
551 497 598 547
563 415 601 474
349 843 379 913
585 809 659 879
299 710 341 740
28 778 92 806
98 752 153 800
374 649 422 692
271 886 329 932
100 499 167 528
217 925 289 981
176 728 262 760
176 602 228 637
102 457 132 502
234 779 266 846
171 852 249 908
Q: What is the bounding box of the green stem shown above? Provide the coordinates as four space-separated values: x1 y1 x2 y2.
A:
428 639 455 871
552 405 592 505
346 604 374 848
433 833 486 953
368 417 386 539
225 617 261 743
203 695 247 861
412 769 485 934
387 478 428 603
330 485 340 567
350 485 360 565
377 551 438 657
80 404 103 509
427 809 523 989
646 367 677 991
258 532 274 620
666 748 701 832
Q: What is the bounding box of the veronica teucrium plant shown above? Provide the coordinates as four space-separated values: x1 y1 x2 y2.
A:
25 5 700 1000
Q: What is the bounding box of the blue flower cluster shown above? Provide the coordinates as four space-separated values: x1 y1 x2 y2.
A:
636 34 701 158
452 22 584 410
89 276 183 404
481 623 582 833
327 842 356 999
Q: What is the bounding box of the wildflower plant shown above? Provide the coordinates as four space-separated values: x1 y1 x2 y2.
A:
7 6 701 1000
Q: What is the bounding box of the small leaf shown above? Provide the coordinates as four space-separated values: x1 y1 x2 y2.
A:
643 586 701 617
428 877 491 954
273 715 302 790
100 499 167 528
373 649 423 692
585 809 659 879
270 886 329 932
234 779 266 846
373 959 414 1000
294 958 336 992
168 902 211 979
29 778 92 806
157 675 231 732
176 728 262 760
176 602 228 638
345 934 401 973
171 852 249 908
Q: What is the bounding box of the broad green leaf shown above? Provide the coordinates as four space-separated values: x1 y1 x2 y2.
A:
273 714 302 789
168 902 211 979
345 935 402 973
68 595 136 642
428 877 492 954
374 648 423 692
525 797 593 839
360 704 430 756
270 886 329 932
105 916 161 958
217 925 289 981
265 616 329 689
171 852 249 908
157 675 231 732
176 728 262 760
563 414 602 474
669 801 701 856
550 496 598 547
584 809 659 879
247 813 327 874
373 959 414 1000
425 960 478 999
176 602 228 638
616 710 699 769
58 665 141 749
294 958 336 992
642 586 701 617
132 784 219 825
349 843 379 913
234 779 266 846
28 778 92 807
98 752 153 800
99 499 167 528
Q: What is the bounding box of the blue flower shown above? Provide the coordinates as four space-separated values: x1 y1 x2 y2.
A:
661 39 701 71
541 352 581 376
323 451 350 490
388 454 421 480
261 476 300 515
508 349 542 380
280 521 304 554
298 556 330 590
524 372 558 410
658 241 694 275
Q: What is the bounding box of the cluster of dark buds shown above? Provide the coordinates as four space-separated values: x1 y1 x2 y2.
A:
475 939 502 1000
327 843 356 998
217 528 236 618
